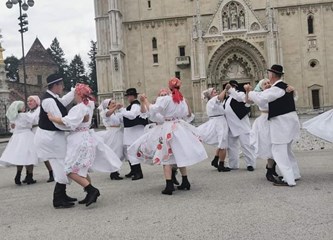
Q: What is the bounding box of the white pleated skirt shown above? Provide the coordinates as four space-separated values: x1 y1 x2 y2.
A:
303 109 333 143
197 116 228 149
128 120 208 167
250 113 273 160
0 129 39 166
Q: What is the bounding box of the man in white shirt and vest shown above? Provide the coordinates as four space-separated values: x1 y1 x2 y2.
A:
119 88 148 180
248 65 301 186
34 73 77 208
224 80 256 171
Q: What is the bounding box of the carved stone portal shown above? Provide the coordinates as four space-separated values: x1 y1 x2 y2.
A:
221 1 246 31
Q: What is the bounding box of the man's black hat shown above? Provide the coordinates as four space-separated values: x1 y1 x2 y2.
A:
267 64 284 75
46 73 63 86
124 88 138 96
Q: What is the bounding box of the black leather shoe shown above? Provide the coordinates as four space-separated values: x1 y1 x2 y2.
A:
211 157 219 169
26 173 37 185
218 162 231 172
171 169 179 185
273 180 290 187
78 195 88 204
64 194 77 202
14 172 22 185
177 176 191 190
85 188 100 207
132 173 143 181
125 171 134 178
53 200 75 209
247 166 254 172
47 171 54 183
110 172 124 180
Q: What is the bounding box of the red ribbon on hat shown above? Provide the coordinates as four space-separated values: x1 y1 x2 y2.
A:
168 77 183 104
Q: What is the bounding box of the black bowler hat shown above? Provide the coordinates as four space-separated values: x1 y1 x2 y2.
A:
229 80 239 87
124 88 138 96
46 73 63 86
267 64 284 75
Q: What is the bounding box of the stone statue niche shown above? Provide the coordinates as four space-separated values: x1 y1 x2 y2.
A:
222 1 245 31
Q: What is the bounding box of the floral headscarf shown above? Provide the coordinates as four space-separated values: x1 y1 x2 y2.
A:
75 83 96 105
6 101 25 122
168 77 183 104
158 88 170 97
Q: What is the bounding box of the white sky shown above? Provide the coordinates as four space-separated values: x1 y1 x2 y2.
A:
0 0 96 66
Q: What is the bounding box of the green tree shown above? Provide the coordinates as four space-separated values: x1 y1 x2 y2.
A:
68 54 87 87
87 40 98 94
4 56 20 81
47 38 71 90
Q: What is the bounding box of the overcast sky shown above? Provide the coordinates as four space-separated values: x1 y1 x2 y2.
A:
0 0 96 66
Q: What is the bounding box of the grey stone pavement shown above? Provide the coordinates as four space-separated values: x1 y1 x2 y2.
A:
0 115 332 240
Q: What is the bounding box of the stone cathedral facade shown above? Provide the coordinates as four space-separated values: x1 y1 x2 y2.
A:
94 0 333 116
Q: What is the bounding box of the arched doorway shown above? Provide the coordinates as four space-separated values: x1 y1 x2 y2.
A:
207 39 267 90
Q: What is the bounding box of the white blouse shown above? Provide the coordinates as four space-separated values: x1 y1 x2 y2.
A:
62 101 94 131
149 95 189 119
206 96 225 117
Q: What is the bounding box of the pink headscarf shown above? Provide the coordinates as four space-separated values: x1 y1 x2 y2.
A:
75 83 96 105
28 95 41 106
168 77 183 104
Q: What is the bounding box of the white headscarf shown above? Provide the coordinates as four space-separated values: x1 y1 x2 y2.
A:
6 101 25 122
201 88 214 101
28 95 41 106
97 99 111 111
254 79 269 92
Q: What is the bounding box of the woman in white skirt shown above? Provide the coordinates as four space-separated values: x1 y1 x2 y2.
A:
303 109 333 143
0 101 39 185
244 80 278 182
197 88 230 172
128 77 208 195
20 96 55 183
48 84 122 206
98 99 124 180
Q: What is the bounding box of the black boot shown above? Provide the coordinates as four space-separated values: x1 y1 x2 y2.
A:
211 156 219 169
218 161 231 172
266 166 277 183
171 168 179 185
132 164 143 181
84 184 100 207
125 162 134 178
272 162 279 177
47 170 54 183
14 171 22 185
161 180 175 195
63 185 77 202
22 170 28 183
110 172 123 180
26 173 37 185
53 183 75 209
177 176 191 190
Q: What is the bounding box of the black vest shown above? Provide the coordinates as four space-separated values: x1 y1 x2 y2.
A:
268 81 296 120
224 96 250 120
123 100 149 128
38 92 68 131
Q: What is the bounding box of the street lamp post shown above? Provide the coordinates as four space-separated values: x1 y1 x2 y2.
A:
5 0 35 106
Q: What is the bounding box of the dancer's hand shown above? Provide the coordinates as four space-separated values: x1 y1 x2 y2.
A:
286 85 295 93
139 94 147 102
244 84 252 92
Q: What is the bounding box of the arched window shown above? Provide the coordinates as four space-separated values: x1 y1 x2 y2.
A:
152 37 157 49
308 15 314 34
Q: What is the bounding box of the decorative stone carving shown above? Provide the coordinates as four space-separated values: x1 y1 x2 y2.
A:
250 22 260 31
209 26 218 35
221 1 246 31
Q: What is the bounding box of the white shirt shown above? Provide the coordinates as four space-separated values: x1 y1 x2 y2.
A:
224 88 251 137
248 80 300 144
206 96 225 117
